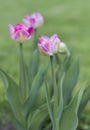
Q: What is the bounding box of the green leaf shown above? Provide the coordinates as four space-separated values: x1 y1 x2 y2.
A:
24 65 30 99
59 86 85 130
0 69 25 127
29 50 40 85
78 85 90 116
56 56 71 88
45 81 55 129
63 57 79 104
28 104 48 130
14 119 25 130
30 112 48 130
23 64 48 115
56 74 64 121
30 85 46 112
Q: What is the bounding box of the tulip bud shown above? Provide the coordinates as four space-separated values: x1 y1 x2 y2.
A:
59 42 70 57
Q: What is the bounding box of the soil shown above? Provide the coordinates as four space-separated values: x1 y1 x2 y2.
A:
0 122 15 130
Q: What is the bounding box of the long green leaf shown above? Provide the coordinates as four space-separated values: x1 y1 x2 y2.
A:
24 65 30 99
59 86 85 130
78 85 90 117
56 56 71 82
29 50 40 85
23 64 48 115
29 108 48 130
30 86 46 112
27 102 49 130
45 81 55 129
56 74 64 121
0 69 25 127
63 57 79 104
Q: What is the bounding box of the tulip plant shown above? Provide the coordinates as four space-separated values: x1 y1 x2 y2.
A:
0 14 47 130
0 12 90 130
37 34 90 130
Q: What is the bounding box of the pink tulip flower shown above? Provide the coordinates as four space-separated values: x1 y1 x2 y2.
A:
38 34 60 56
23 12 44 29
8 24 34 43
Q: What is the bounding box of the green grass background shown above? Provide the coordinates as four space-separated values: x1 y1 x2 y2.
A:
0 0 90 109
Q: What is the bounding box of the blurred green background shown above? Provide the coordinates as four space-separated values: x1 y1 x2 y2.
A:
0 0 90 127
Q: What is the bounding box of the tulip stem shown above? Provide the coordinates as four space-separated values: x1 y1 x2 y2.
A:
33 28 37 50
19 43 26 104
50 55 59 130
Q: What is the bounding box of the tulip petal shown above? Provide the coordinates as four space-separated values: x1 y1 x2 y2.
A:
38 34 60 56
8 24 15 37
23 12 44 29
8 23 34 43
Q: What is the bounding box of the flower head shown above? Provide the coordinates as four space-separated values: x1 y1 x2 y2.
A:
8 23 34 43
38 34 60 56
23 12 44 29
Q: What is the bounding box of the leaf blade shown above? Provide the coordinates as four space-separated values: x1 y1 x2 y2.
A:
59 86 85 130
63 57 79 104
0 69 25 126
23 64 49 115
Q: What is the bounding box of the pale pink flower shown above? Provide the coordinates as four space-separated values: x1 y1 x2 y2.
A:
38 34 60 56
23 12 44 29
8 23 34 43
